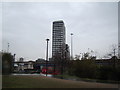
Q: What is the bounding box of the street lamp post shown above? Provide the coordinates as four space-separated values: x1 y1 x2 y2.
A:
46 39 49 76
70 33 73 60
12 54 16 72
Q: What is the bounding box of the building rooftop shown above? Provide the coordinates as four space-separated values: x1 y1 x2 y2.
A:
53 20 64 23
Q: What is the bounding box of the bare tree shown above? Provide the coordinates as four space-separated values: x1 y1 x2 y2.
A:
103 44 118 59
118 43 120 58
109 44 118 57
75 54 80 60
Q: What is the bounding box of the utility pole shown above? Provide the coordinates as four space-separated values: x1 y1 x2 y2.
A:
46 39 49 76
70 33 73 60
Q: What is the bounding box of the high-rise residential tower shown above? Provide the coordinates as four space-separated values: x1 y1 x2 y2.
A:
52 20 66 60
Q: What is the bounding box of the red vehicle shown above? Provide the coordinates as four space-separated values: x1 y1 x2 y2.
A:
41 67 60 75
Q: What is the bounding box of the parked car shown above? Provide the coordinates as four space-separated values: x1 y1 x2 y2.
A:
41 67 60 75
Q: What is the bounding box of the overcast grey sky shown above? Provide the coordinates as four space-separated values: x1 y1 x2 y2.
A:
2 2 118 61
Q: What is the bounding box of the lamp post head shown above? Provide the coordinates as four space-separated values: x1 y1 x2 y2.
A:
46 39 49 41
14 54 16 56
71 33 73 36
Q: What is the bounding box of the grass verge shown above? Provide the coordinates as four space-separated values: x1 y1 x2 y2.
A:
54 74 120 84
2 75 119 88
